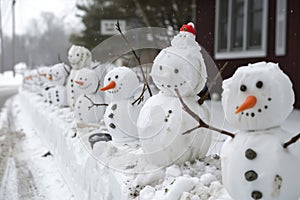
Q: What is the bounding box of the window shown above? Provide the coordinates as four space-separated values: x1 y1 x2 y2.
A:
215 0 268 59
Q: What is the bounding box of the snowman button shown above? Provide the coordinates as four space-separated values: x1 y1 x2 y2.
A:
245 170 258 181
111 104 117 110
108 113 114 118
109 123 116 129
245 148 257 160
251 191 262 199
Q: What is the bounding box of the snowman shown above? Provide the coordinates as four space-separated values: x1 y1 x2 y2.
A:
47 63 70 107
221 62 300 200
37 66 51 98
137 22 212 167
100 66 140 144
67 45 92 110
73 68 106 125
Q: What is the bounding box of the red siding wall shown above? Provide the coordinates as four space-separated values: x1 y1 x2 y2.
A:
196 0 300 108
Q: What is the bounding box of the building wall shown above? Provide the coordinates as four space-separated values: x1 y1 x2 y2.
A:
196 0 300 108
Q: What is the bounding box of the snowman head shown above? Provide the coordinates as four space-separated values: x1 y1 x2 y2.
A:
222 62 294 131
38 67 50 83
171 22 199 49
68 45 92 70
151 23 207 97
49 63 70 86
74 68 99 95
100 67 139 100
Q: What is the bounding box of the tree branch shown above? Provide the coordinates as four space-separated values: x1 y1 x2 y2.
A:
115 21 153 105
198 61 228 105
175 88 234 138
282 133 300 148
84 95 108 110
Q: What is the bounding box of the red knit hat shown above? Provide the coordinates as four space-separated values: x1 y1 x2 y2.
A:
179 22 196 35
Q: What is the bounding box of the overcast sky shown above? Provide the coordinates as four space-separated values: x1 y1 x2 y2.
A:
2 0 81 36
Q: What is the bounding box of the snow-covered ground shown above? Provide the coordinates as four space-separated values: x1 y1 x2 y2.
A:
0 89 300 200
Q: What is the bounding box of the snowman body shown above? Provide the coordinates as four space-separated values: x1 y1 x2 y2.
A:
101 67 140 143
48 85 68 106
75 93 104 125
104 99 140 143
138 92 211 166
74 68 106 125
222 128 300 200
138 23 212 166
47 63 69 107
221 62 300 200
67 69 81 109
37 67 52 100
67 45 92 110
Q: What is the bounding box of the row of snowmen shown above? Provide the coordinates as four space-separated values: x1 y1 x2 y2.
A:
23 22 300 200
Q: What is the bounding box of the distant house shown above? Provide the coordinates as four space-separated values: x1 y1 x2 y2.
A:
196 0 300 108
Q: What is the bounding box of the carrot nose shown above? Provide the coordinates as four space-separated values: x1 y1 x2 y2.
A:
75 81 84 86
235 96 257 114
100 81 116 91
48 75 53 81
40 73 46 77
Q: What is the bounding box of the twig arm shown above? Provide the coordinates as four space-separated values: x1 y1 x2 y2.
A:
84 95 108 110
282 133 300 148
115 21 152 104
175 88 234 138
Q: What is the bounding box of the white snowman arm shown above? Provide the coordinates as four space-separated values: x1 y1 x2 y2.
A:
282 133 300 148
175 88 235 138
83 95 108 110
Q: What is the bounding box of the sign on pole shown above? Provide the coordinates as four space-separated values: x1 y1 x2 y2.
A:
101 20 126 35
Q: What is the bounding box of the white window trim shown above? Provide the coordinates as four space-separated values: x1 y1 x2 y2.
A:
214 0 269 60
275 0 287 56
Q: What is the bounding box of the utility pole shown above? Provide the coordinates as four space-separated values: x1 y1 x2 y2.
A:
12 0 16 76
0 0 4 73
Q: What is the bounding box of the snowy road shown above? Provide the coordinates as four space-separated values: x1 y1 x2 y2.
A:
0 100 39 200
0 97 74 200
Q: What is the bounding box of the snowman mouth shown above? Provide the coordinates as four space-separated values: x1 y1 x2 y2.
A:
108 86 122 94
237 97 272 118
53 75 62 82
159 81 187 89
79 83 92 90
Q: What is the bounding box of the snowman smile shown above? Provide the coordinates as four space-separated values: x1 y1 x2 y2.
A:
77 82 92 90
52 75 62 82
158 80 187 89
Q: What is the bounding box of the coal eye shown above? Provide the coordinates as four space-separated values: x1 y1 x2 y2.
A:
115 75 118 79
56 72 59 74
240 84 247 92
256 81 263 88
159 65 163 70
76 54 79 56
80 77 82 80
108 77 111 81
174 68 179 74
85 78 87 81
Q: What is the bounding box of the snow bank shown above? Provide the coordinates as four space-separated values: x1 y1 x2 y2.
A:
16 90 232 200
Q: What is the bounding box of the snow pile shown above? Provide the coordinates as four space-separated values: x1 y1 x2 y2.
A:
0 71 23 87
15 90 231 200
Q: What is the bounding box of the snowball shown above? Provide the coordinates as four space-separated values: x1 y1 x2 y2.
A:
164 176 196 200
139 185 156 200
165 165 182 177
200 173 217 186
